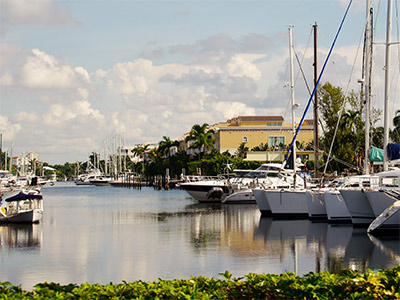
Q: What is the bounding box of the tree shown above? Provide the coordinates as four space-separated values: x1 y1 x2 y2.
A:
185 123 215 159
131 144 149 173
158 136 179 158
251 143 268 151
319 82 374 173
235 142 249 159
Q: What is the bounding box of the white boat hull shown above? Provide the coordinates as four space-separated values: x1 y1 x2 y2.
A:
0 209 43 223
340 189 375 225
368 201 400 234
365 190 398 217
306 190 327 220
253 188 272 216
324 190 351 223
222 189 256 204
265 189 308 218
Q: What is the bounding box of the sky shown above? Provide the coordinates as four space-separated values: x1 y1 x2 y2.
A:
0 0 399 165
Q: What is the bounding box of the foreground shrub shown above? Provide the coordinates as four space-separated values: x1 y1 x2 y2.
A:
1 266 399 299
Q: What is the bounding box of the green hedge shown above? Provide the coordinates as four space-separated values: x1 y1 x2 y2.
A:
1 266 400 299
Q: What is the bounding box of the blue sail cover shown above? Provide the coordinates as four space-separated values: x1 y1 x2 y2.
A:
388 143 400 160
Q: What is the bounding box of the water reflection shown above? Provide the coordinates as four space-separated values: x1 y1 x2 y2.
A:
1 184 398 289
254 217 400 274
0 224 42 250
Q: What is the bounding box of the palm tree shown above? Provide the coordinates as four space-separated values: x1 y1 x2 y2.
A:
158 136 179 158
131 144 149 173
185 123 215 159
235 142 248 159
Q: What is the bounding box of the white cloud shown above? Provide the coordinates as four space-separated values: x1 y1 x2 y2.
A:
1 29 397 164
0 115 22 141
1 0 80 26
212 102 256 119
21 49 90 88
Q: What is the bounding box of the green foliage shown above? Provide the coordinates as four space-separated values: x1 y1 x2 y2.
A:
186 123 215 159
235 142 248 159
318 82 381 174
1 266 399 299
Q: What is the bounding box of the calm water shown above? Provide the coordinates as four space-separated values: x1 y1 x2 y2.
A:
1 182 399 290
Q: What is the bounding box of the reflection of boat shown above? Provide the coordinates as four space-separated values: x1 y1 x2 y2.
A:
0 223 42 249
0 189 43 223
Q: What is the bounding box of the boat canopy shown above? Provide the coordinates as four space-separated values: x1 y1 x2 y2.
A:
369 146 384 162
3 191 43 202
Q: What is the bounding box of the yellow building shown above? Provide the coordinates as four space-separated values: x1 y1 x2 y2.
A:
179 115 315 161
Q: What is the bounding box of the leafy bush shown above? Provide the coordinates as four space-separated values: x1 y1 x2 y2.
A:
1 266 399 299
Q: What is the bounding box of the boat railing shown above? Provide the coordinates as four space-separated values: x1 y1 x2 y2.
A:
181 175 223 182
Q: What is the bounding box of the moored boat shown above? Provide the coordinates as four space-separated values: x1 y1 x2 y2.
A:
0 189 43 223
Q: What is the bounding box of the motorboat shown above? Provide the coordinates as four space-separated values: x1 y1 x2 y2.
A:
74 168 102 185
178 174 230 203
0 188 43 223
90 176 112 186
180 163 295 203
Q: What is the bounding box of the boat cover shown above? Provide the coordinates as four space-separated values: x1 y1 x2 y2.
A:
369 146 384 162
4 191 43 202
388 143 400 160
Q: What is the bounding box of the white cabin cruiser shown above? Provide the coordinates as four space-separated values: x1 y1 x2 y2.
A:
0 189 43 223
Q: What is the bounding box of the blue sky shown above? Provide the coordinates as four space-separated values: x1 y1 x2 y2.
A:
0 0 399 164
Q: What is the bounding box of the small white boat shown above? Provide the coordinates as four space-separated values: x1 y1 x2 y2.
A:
90 176 111 186
0 189 43 223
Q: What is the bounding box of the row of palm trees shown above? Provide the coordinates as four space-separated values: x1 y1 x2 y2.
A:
131 123 216 169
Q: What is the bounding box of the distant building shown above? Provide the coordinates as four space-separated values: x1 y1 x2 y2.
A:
178 115 315 161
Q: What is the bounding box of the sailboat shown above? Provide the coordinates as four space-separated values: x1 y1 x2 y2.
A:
253 26 311 218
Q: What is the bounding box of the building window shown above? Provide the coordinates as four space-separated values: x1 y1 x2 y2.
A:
266 122 282 126
268 136 285 147
242 136 248 143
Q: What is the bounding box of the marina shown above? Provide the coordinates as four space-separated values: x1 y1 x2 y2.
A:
0 182 399 290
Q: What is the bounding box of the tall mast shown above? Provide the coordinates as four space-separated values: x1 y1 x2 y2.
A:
364 0 373 175
383 0 392 171
313 23 319 177
289 25 297 169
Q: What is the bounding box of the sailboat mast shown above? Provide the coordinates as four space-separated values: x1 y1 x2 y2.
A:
313 23 319 177
364 0 372 175
383 0 392 171
289 25 297 170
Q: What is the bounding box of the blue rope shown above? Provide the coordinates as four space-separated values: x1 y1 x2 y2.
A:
283 0 353 166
